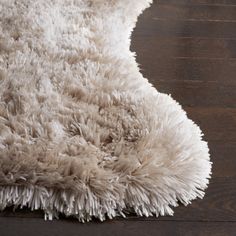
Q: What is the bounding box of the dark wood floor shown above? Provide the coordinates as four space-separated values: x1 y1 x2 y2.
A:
1 0 236 235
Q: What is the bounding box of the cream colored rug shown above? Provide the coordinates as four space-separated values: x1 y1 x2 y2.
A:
0 0 212 222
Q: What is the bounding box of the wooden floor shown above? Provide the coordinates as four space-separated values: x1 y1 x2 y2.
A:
1 0 236 235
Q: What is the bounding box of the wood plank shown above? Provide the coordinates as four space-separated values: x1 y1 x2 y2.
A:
208 141 236 178
157 0 236 6
132 37 236 59
145 4 236 21
148 80 236 108
185 108 236 142
134 19 236 38
131 54 236 84
0 214 236 236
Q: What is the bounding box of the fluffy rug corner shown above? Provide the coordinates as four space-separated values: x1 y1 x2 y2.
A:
0 0 212 222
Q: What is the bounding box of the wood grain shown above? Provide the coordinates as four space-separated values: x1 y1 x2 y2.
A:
0 217 236 236
149 80 236 108
132 55 236 84
144 4 236 21
157 0 236 6
135 19 236 38
132 37 236 59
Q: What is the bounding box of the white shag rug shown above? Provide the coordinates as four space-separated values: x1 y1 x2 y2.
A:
0 0 212 222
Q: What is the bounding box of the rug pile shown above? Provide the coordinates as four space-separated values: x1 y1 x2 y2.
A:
0 0 212 222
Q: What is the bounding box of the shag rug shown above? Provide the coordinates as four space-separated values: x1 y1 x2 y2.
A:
0 0 212 222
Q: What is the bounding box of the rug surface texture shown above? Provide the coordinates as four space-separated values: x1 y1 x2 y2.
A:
0 0 212 222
